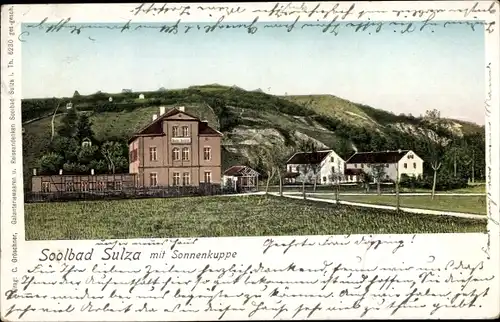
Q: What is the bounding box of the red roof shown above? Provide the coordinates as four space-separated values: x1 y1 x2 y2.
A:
129 107 222 143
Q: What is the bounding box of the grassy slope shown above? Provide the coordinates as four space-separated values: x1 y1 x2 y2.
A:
282 95 378 128
25 195 486 240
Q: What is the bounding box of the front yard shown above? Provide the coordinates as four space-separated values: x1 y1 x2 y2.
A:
25 195 486 240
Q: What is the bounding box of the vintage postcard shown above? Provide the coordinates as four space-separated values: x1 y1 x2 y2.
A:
1 1 499 321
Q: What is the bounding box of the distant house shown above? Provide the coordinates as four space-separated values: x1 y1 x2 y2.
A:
138 93 145 100
285 149 346 185
345 149 424 182
223 165 259 192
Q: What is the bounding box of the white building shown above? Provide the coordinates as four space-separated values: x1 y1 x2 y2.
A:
345 149 424 182
138 93 145 100
285 149 350 185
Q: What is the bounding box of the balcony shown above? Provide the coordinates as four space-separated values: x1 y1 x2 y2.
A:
171 137 191 144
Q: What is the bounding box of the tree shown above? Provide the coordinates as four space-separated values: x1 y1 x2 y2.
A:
328 159 344 204
77 144 99 166
248 145 275 194
269 143 295 197
50 136 80 163
360 170 373 193
38 152 64 174
423 110 447 200
101 141 128 174
57 106 79 138
73 90 80 97
75 114 95 143
372 164 386 195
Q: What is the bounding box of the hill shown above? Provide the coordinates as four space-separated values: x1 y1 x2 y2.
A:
21 84 485 186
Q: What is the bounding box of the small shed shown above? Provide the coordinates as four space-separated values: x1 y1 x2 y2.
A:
223 165 259 192
138 93 145 100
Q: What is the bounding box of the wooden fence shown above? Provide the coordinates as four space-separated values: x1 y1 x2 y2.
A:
24 184 238 203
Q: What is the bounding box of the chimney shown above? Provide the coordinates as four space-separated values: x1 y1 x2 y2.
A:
152 114 158 121
33 168 37 176
398 149 402 154
159 106 166 115
91 169 95 175
59 169 63 175
178 106 185 112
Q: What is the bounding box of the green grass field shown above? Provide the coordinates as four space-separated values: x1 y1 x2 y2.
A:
25 195 486 240
309 194 486 215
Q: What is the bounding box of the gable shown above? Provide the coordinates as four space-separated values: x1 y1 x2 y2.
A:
164 110 198 121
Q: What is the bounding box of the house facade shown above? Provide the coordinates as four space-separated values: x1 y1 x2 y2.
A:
128 106 223 187
345 149 424 182
285 150 346 185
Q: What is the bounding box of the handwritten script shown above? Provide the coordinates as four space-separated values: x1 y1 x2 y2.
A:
3 236 495 320
17 2 497 42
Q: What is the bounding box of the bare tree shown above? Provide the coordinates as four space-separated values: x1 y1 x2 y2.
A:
270 144 295 197
249 146 275 194
299 164 312 199
395 161 400 211
424 109 446 200
360 170 372 193
328 159 344 204
372 164 386 195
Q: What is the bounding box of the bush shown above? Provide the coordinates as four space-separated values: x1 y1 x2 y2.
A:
400 174 468 191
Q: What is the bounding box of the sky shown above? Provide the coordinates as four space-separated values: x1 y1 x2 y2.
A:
21 20 485 124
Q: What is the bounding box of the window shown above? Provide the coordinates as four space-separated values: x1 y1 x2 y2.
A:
172 148 180 161
41 182 50 192
413 162 417 169
386 175 390 179
323 176 327 182
404 163 408 169
203 147 212 161
204 171 212 183
330 157 334 162
172 126 179 137
65 182 74 192
361 164 364 168
386 163 389 168
115 181 122 190
150 173 158 187
81 181 89 192
130 149 138 162
182 126 189 137
173 172 180 186
182 147 190 161
354 164 358 168
149 147 157 161
183 172 190 185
